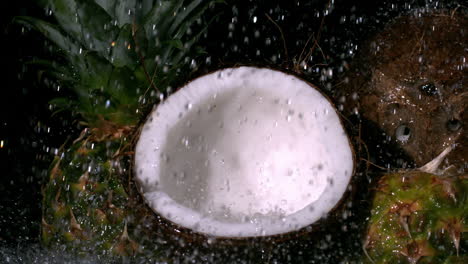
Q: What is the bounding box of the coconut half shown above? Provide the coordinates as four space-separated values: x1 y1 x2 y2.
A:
135 67 354 238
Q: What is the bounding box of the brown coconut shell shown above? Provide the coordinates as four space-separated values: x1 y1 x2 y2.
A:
335 9 467 171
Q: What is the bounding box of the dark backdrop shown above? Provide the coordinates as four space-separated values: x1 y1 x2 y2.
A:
1 0 81 245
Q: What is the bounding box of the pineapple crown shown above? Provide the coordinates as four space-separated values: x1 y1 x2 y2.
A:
16 0 221 128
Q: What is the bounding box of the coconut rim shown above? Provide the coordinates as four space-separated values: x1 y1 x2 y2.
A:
133 66 356 239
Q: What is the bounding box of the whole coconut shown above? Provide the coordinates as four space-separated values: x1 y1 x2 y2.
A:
336 10 467 170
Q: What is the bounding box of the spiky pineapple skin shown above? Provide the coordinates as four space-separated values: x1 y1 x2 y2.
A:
364 171 468 263
41 131 141 255
41 129 214 260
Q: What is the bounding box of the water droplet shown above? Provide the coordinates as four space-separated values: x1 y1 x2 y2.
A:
395 125 411 142
254 30 260 38
178 171 186 180
181 136 189 147
161 153 170 163
190 59 197 69
208 104 216 112
420 82 438 96
447 119 461 132
224 179 230 191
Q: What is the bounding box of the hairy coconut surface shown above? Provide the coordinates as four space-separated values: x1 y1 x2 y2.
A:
335 10 467 170
135 67 354 238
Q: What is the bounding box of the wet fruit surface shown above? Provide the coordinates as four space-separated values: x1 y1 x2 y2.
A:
337 11 467 170
364 170 468 263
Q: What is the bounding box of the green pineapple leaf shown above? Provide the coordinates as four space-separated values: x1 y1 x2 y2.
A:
95 0 151 26
110 24 138 68
170 0 221 38
114 0 137 26
49 97 77 116
93 0 117 17
46 0 120 59
19 0 220 128
45 0 83 47
26 59 74 82
14 16 79 55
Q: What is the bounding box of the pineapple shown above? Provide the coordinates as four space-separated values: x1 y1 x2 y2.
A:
363 148 468 263
16 0 220 257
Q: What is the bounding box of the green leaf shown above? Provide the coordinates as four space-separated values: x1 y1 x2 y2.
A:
48 0 119 59
160 0 222 67
140 0 156 18
73 52 142 125
49 97 74 108
74 0 119 58
140 0 222 88
114 0 137 27
165 39 184 50
48 0 82 44
96 0 154 26
49 97 77 116
169 0 220 38
94 0 116 18
155 0 185 37
110 24 138 68
79 52 114 94
23 0 222 128
95 0 151 27
14 16 78 54
163 11 221 70
106 66 140 106
142 1 174 42
25 59 73 80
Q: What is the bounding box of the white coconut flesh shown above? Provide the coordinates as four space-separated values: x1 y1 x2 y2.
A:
135 67 354 238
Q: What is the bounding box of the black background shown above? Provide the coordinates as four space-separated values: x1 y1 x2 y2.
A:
2 0 45 245
1 0 61 245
